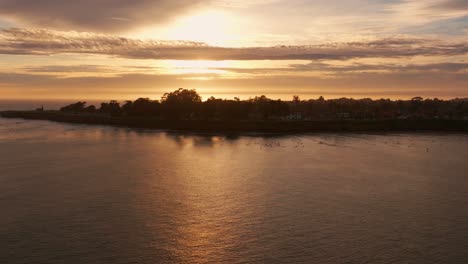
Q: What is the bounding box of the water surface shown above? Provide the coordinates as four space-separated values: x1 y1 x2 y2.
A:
1 117 468 263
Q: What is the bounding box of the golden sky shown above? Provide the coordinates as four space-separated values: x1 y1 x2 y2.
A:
0 0 467 100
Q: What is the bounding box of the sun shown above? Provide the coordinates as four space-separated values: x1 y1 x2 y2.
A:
137 10 237 46
167 11 232 45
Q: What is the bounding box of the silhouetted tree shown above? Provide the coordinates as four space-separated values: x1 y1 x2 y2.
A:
249 95 289 119
411 96 424 114
60 102 87 112
99 100 121 116
161 88 202 119
122 98 161 116
58 89 468 121
84 105 96 113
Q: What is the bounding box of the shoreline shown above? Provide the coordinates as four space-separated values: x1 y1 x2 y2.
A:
1 110 468 134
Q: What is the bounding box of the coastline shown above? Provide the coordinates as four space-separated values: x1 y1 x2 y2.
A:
1 110 468 134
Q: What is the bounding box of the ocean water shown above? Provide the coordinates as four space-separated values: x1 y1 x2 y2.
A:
1 117 468 263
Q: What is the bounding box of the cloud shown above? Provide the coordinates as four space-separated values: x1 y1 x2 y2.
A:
388 0 468 23
287 62 468 73
429 0 468 10
0 0 208 32
212 62 468 76
1 28 467 61
14 64 163 78
16 62 467 82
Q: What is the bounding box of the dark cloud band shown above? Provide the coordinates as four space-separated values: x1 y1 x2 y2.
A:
1 28 467 61
0 0 209 32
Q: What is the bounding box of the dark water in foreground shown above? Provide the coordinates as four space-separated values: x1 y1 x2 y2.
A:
1 118 468 264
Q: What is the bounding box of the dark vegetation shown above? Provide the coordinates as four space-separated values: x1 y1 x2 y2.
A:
2 88 468 133
58 88 468 121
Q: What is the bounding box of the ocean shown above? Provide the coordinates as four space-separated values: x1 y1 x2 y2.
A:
1 117 468 263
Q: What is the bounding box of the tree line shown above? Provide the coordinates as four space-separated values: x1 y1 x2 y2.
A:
60 88 468 120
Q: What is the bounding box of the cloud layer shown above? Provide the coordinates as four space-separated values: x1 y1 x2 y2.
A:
1 28 467 61
430 0 468 10
0 0 208 32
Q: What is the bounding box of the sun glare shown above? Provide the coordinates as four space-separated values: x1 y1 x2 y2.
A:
166 11 235 45
137 10 237 46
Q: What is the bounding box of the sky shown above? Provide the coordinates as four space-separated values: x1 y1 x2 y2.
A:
0 0 467 100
